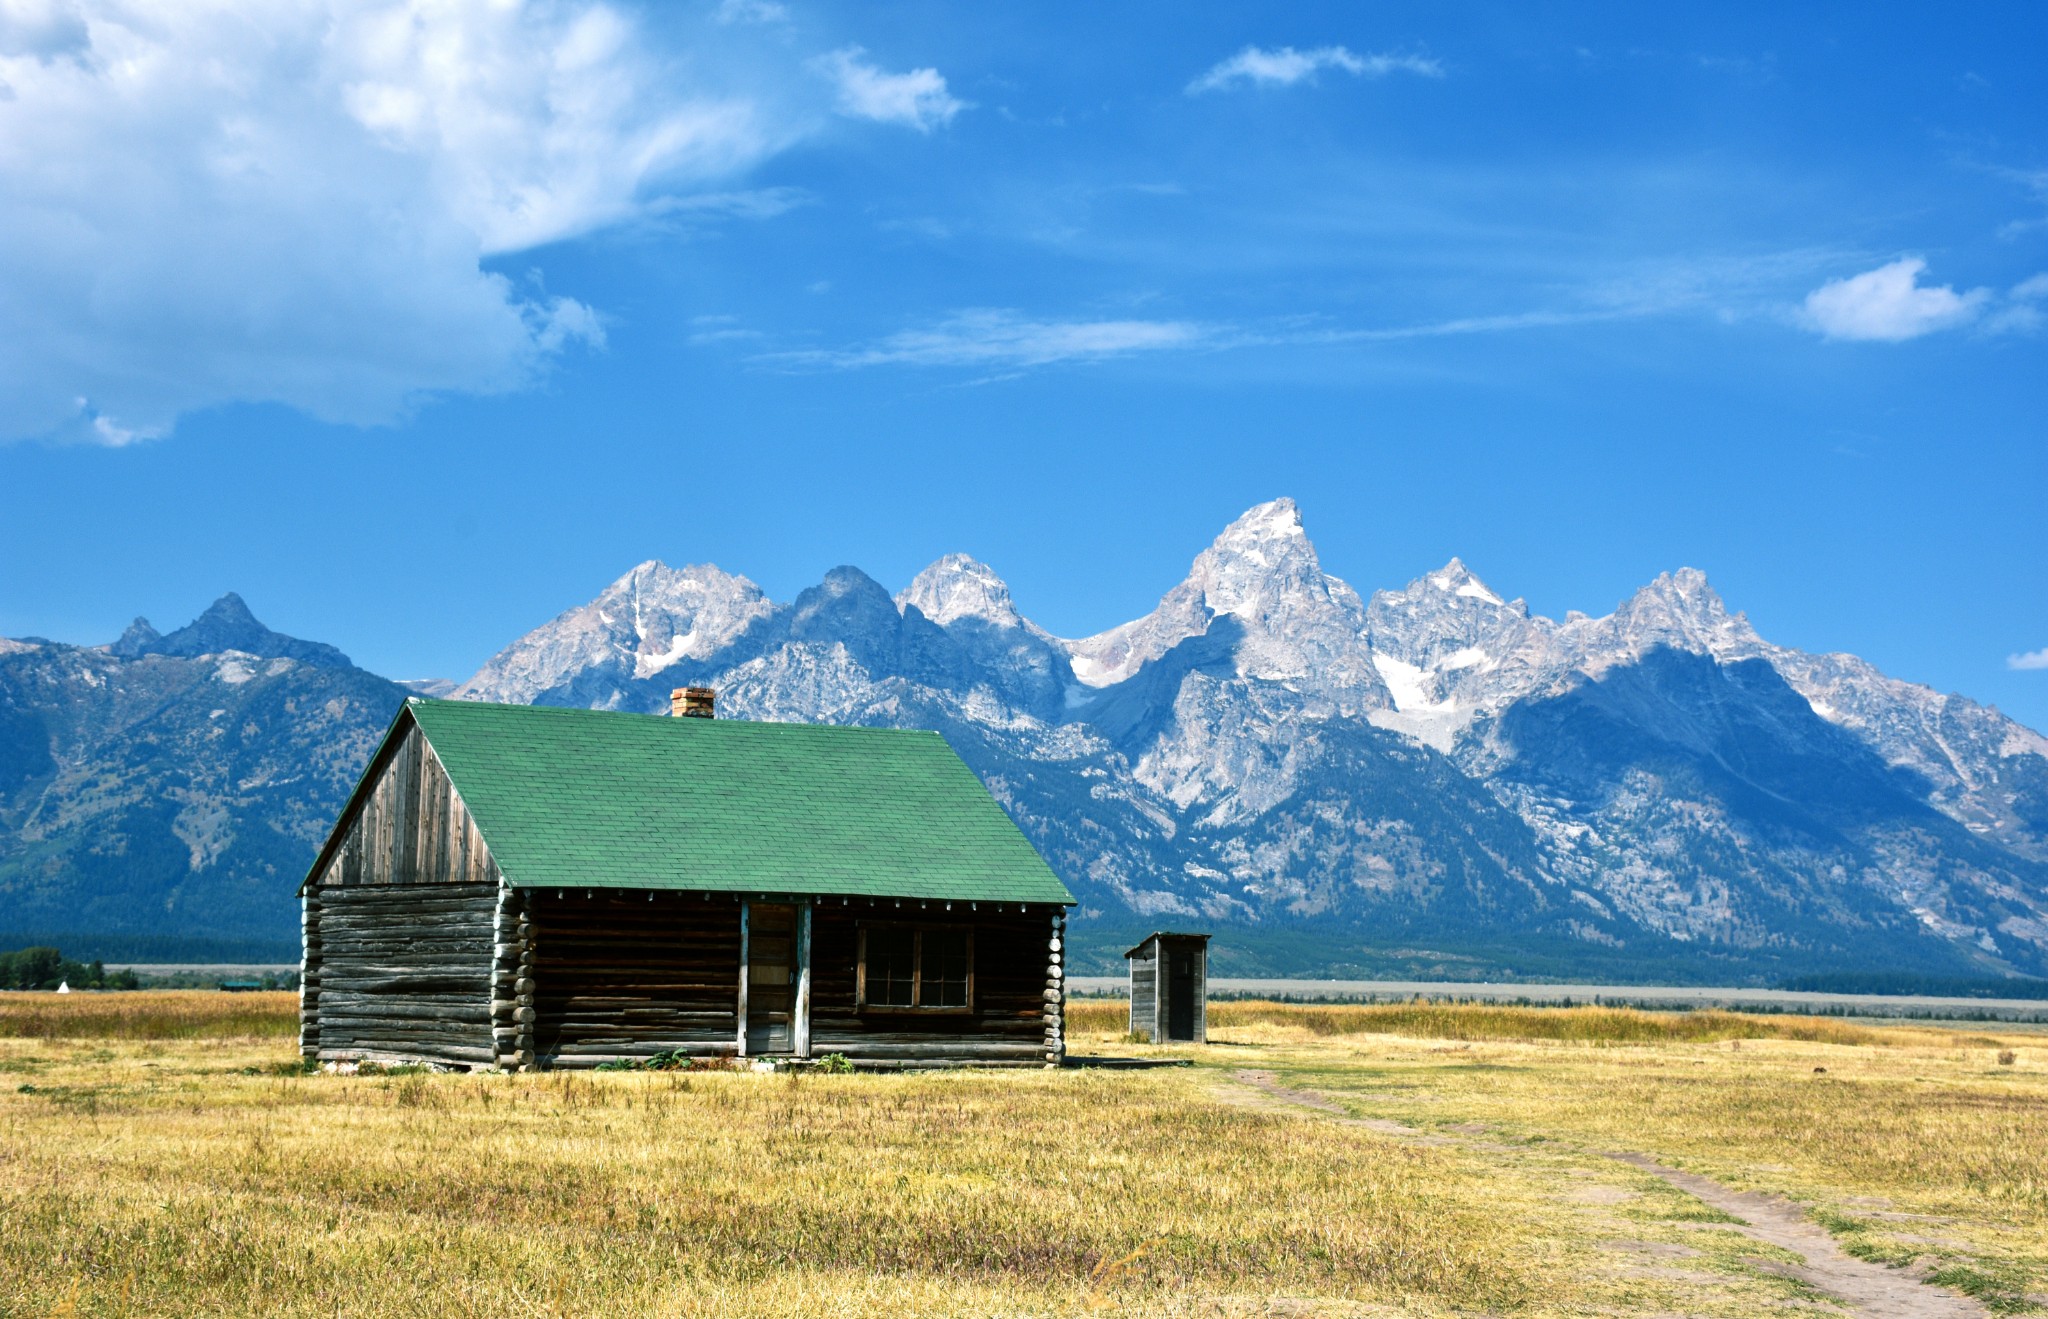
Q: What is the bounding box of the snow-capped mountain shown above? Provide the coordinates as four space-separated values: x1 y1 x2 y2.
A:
1068 498 1389 709
17 503 2036 978
458 561 782 709
454 498 2048 981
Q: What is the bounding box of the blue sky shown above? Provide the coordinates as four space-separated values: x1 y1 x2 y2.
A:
2 1 2044 727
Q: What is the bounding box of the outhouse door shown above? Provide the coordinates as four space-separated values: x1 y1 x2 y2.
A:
1166 945 1197 1042
740 901 812 1057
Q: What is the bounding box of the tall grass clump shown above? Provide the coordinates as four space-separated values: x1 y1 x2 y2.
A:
1069 997 1992 1047
0 989 298 1040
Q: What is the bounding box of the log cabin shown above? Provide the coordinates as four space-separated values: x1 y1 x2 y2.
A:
298 691 1074 1070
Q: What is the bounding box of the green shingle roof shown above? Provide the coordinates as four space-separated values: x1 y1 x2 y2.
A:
370 698 1072 904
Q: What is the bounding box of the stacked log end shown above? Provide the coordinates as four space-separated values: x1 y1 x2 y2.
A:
300 892 321 1060
492 885 534 1072
1043 910 1065 1067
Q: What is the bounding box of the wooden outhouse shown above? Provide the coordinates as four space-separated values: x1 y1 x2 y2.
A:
1126 932 1210 1043
298 693 1074 1070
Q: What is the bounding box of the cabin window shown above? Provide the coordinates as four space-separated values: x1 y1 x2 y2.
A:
864 927 917 1007
857 924 973 1011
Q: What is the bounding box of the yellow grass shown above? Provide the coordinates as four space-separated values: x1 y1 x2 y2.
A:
0 989 297 1040
3 992 2043 1316
1068 994 2005 1047
4 1041 1540 1316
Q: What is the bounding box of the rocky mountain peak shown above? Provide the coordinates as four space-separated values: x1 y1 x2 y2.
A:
109 616 162 658
129 593 353 669
1190 498 1324 612
457 559 781 707
1596 567 1761 662
201 591 257 625
1211 495 1304 548
1423 557 1507 606
1065 498 1385 707
792 566 898 640
1366 558 1529 661
897 553 1024 630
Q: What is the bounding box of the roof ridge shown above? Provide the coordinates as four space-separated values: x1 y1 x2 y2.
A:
410 696 948 738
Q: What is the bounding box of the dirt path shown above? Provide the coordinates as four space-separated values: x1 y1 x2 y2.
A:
1232 1069 1425 1136
1231 1069 1990 1319
1606 1152 1987 1318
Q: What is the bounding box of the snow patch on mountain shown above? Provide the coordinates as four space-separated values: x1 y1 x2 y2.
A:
459 561 779 707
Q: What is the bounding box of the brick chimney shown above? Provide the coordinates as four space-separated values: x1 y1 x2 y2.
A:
671 687 715 719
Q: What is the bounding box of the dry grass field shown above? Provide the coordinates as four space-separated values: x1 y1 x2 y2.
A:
1 992 2041 1317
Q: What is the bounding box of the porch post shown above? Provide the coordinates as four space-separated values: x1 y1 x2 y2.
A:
793 902 813 1058
735 900 750 1058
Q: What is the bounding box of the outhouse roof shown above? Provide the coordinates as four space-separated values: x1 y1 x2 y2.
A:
309 698 1074 905
1124 931 1212 958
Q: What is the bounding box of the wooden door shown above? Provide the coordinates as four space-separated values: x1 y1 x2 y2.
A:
746 903 797 1055
1166 947 1197 1042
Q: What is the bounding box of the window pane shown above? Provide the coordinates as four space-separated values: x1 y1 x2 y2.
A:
921 929 970 1008
865 928 915 1007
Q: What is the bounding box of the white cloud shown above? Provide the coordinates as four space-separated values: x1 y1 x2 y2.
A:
773 311 1206 369
0 0 807 444
1188 45 1442 94
814 46 965 132
2010 648 2048 672
1802 258 1989 342
0 0 88 56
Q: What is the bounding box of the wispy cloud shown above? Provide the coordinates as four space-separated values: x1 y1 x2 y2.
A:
1802 258 1989 341
1188 45 1442 94
648 187 815 222
752 248 1891 379
1993 166 2048 239
713 0 787 24
1983 272 2048 334
814 47 967 132
1303 308 1636 345
765 295 1688 377
2009 648 2048 672
769 311 1209 370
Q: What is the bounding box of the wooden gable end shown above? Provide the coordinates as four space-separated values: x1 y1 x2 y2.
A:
311 712 502 889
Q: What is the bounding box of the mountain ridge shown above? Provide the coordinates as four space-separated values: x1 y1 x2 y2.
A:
5 504 2045 980
447 498 2048 979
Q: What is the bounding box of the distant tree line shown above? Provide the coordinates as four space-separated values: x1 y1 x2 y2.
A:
142 967 300 991
1775 970 2048 1000
0 947 141 991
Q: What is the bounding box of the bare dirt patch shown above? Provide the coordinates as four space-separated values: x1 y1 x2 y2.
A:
1606 1153 1988 1318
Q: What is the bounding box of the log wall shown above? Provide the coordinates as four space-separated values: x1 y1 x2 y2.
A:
520 893 1064 1069
808 902 1059 1067
526 889 745 1067
306 882 498 1068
